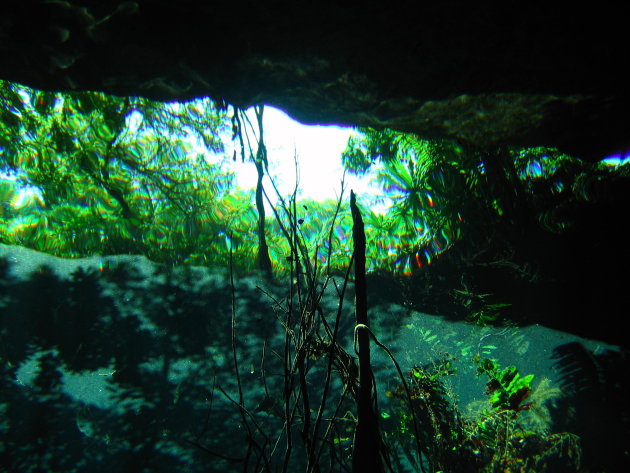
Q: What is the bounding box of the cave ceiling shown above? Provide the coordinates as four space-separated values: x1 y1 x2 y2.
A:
2 1 629 161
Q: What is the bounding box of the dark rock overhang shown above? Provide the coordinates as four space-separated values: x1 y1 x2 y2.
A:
2 1 629 161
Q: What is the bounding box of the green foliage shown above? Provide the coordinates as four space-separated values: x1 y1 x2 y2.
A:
510 146 614 234
521 378 562 434
467 302 512 326
384 357 580 473
0 80 355 275
341 127 619 284
265 196 353 276
0 80 244 265
3 79 609 282
342 128 485 274
474 356 534 412
341 128 399 173
385 356 470 471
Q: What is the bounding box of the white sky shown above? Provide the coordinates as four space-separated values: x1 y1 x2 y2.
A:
227 106 380 205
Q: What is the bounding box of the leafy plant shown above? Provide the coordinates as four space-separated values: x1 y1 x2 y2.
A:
385 357 581 473
521 378 562 434
474 356 534 412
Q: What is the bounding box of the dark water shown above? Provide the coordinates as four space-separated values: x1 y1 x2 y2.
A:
0 244 627 472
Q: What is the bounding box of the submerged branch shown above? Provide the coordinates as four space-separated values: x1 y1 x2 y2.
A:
350 190 385 473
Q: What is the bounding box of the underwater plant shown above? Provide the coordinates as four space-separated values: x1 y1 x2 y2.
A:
384 356 582 473
520 378 562 434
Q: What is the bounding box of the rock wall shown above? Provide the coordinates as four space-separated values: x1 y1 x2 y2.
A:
2 1 629 160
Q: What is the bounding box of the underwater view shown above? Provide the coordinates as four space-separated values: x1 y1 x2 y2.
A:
1 80 628 473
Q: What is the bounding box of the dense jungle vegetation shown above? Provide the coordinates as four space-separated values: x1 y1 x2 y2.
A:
2 78 628 326
3 80 621 272
2 79 629 472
